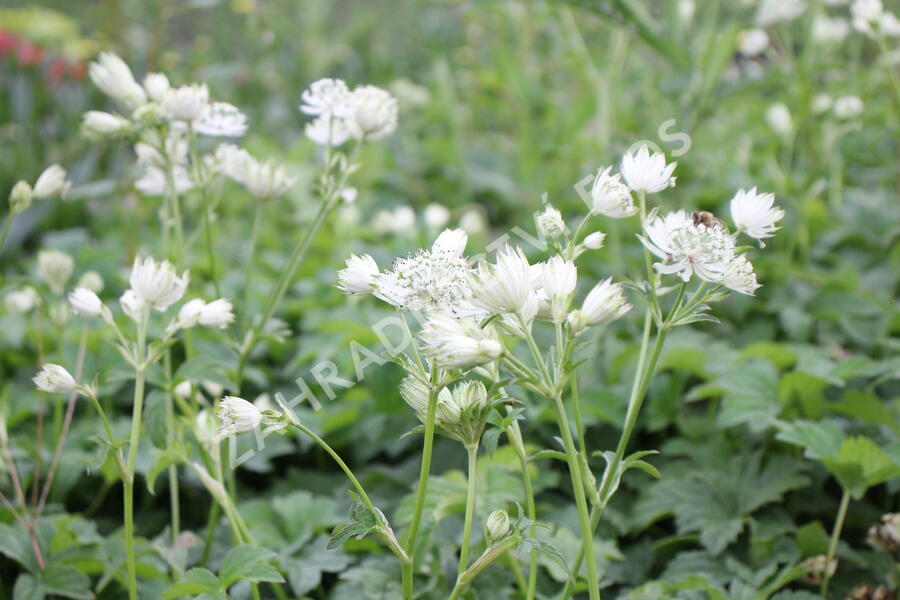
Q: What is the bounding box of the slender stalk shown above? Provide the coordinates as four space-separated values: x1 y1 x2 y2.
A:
123 314 148 600
449 536 520 600
820 488 850 596
0 213 13 254
163 352 180 541
552 392 601 600
402 369 440 600
240 203 264 330
37 325 89 515
458 445 479 577
510 421 538 600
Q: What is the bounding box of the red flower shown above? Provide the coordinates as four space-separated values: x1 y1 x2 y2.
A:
16 40 44 66
0 31 18 57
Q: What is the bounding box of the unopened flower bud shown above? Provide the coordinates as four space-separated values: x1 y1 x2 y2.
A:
32 164 69 199
583 231 606 250
68 287 104 318
9 180 33 215
485 509 510 544
78 271 104 293
174 380 193 398
216 396 262 437
33 363 78 394
81 111 132 140
536 205 565 239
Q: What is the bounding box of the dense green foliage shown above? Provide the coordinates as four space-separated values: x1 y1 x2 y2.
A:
1 1 898 599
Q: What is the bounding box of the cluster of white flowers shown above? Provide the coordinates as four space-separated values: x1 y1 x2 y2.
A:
590 145 675 220
301 78 399 145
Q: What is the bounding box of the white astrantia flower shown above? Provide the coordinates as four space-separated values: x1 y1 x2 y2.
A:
811 94 834 115
143 72 170 102
5 287 40 314
37 249 74 295
536 205 565 240
33 363 78 394
584 231 606 250
812 15 851 43
337 254 379 295
89 52 147 108
756 0 807 26
833 96 864 120
214 144 252 181
641 210 736 282
68 287 104 318
541 256 577 322
568 278 632 335
135 166 194 196
373 229 478 314
195 102 248 137
120 289 148 322
216 396 263 437
163 83 209 122
881 12 900 36
81 111 131 139
79 271 104 293
135 131 189 169
851 0 883 30
730 187 784 244
591 167 637 218
241 158 296 200
459 208 486 234
424 203 450 229
33 164 70 199
470 246 533 315
346 85 399 141
737 28 770 56
129 256 189 312
177 298 205 328
419 314 502 369
199 299 234 328
300 78 352 118
721 255 760 295
766 103 793 140
621 146 677 194
304 115 350 146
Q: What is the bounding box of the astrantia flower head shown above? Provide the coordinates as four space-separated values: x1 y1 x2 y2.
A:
300 78 352 118
199 299 234 328
536 205 565 239
419 314 502 369
143 72 170 102
5 287 40 314
129 256 189 312
485 510 510 544
81 111 132 140
346 85 399 141
9 180 33 215
568 278 631 335
195 102 248 137
135 166 194 196
119 289 148 322
37 249 74 295
68 287 104 318
33 164 70 199
591 167 637 218
89 52 147 108
305 115 350 146
220 150 294 200
641 210 736 282
424 203 450 229
729 187 784 244
583 231 606 250
373 229 477 314
162 83 209 122
737 28 770 56
756 0 807 26
721 255 760 295
216 396 263 437
621 146 676 194
33 363 78 394
540 256 577 322
833 96 864 120
470 246 533 315
337 254 379 295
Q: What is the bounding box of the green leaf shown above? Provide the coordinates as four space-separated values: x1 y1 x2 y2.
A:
219 545 283 586
162 568 220 599
795 522 830 556
822 436 900 499
287 535 351 596
0 524 40 573
12 574 43 600
521 536 569 576
328 503 379 549
40 564 92 600
146 446 186 495
143 390 169 448
706 359 781 432
775 420 844 460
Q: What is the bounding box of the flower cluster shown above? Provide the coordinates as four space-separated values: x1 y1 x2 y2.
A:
301 78 399 145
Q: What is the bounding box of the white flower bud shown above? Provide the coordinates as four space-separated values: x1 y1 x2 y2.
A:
424 203 450 229
345 85 399 141
199 299 234 328
9 180 33 215
621 146 676 194
470 246 533 315
89 52 146 108
174 380 193 398
569 278 631 334
766 103 793 140
541 256 577 322
81 111 132 139
5 287 40 314
78 271 104 293
129 256 189 312
432 228 468 256
337 254 379 295
68 287 103 317
536 205 565 239
419 315 502 369
485 509 510 544
217 396 263 437
737 28 769 56
177 298 206 328
591 167 636 218
33 363 78 394
32 164 70 199
833 95 864 120
143 73 170 102
583 232 606 250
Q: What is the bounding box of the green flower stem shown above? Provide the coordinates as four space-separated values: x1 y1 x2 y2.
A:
552 391 601 600
570 370 588 460
124 314 149 600
402 368 440 600
449 536 520 600
510 421 538 600
240 203 264 330
821 488 850 596
507 551 528 597
88 394 128 477
458 444 479 577
0 213 14 256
